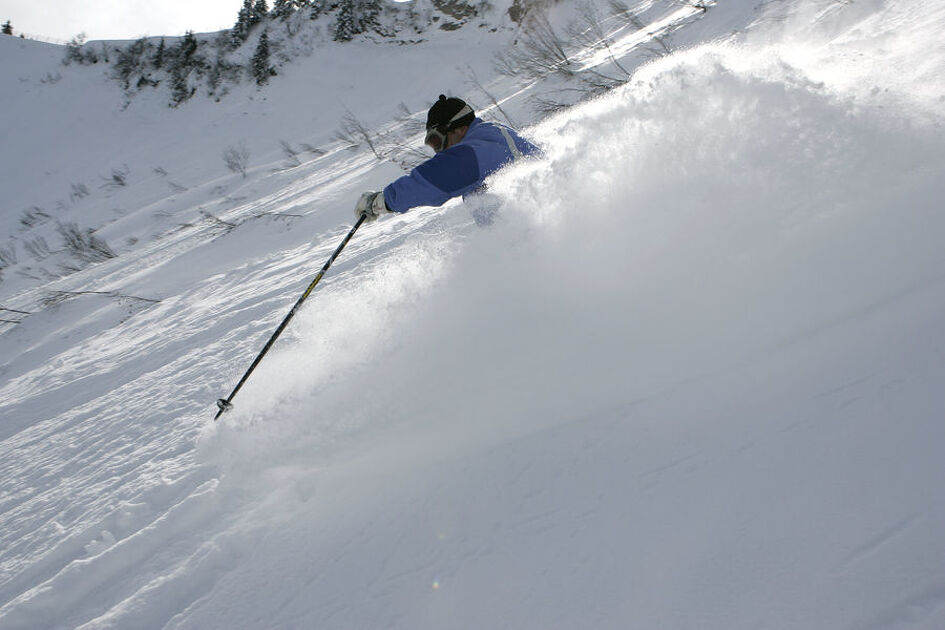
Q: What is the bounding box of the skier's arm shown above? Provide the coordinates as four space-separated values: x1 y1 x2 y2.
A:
384 145 481 213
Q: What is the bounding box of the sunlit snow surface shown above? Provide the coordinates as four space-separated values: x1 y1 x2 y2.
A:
2 0 945 628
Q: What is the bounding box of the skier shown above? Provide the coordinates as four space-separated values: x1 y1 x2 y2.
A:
354 95 540 223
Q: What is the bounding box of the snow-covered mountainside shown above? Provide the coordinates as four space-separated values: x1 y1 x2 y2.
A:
2 0 945 628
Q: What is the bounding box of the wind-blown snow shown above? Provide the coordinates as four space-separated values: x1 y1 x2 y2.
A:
2 0 945 628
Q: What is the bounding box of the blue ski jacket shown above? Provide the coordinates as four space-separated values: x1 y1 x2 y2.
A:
383 118 540 213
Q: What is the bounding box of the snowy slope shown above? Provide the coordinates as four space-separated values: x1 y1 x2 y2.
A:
2 0 945 628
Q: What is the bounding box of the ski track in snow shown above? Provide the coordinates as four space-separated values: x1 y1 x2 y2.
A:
0 145 456 627
3 0 945 628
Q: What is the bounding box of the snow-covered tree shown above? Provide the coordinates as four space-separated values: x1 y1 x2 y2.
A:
113 38 149 90
233 0 270 46
174 31 200 72
333 0 379 41
232 0 255 45
152 38 166 69
251 30 276 85
168 32 201 106
2 20 12 36
306 0 336 21
271 0 295 20
176 31 199 67
64 33 98 65
169 64 193 107
206 32 241 97
252 0 270 25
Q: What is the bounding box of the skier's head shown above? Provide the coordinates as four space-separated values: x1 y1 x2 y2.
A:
425 95 475 153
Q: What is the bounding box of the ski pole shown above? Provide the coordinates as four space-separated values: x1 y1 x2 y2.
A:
214 214 367 420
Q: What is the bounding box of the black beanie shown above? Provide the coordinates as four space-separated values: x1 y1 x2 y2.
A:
426 94 475 131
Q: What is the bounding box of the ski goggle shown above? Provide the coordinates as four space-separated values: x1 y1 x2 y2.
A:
425 126 448 153
424 104 474 153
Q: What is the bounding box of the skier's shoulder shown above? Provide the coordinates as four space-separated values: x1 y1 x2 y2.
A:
466 118 540 156
464 118 513 143
467 122 542 163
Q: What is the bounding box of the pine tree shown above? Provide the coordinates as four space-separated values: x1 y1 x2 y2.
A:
251 0 269 26
114 38 148 90
251 30 275 86
170 64 193 107
178 30 198 65
333 0 379 42
308 1 330 21
168 32 200 106
232 0 254 45
2 20 12 36
271 0 294 20
152 38 166 68
334 1 354 40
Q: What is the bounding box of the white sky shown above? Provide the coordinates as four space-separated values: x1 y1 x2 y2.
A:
0 0 243 42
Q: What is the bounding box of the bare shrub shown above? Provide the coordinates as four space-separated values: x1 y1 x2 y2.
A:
24 236 52 260
607 0 633 19
299 143 326 156
335 110 384 159
223 142 250 178
568 1 631 77
612 3 674 58
40 289 160 309
251 210 304 224
675 0 711 12
0 244 17 268
394 102 426 137
63 33 98 65
15 268 42 281
529 94 573 116
101 165 130 190
56 222 117 265
0 305 31 325
461 67 518 128
381 103 432 169
494 12 573 81
200 210 238 236
0 306 31 315
70 183 90 202
20 207 51 229
578 68 629 97
383 139 430 171
280 140 301 168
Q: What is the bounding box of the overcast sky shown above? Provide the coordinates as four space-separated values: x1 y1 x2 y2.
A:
0 0 243 42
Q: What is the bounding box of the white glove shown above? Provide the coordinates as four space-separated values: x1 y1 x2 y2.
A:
355 191 389 222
